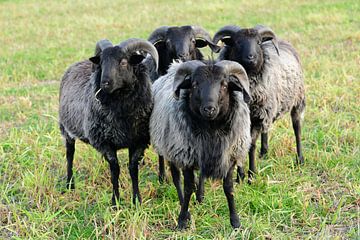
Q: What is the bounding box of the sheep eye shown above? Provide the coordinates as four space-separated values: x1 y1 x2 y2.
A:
120 59 128 67
191 38 196 44
222 85 227 90
257 40 262 45
192 84 198 89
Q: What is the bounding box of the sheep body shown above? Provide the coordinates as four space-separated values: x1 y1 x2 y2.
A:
246 41 305 132
215 25 305 182
59 39 158 205
150 60 251 228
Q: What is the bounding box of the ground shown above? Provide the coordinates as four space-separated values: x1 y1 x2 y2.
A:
0 0 359 239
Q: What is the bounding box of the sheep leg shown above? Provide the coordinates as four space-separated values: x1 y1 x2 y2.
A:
248 127 261 184
177 168 195 230
223 165 240 228
158 155 166 183
129 147 143 205
196 172 205 203
65 138 75 190
291 107 304 165
235 165 245 183
170 163 184 205
104 151 120 206
259 132 269 158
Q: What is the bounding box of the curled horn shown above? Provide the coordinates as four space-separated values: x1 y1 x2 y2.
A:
213 25 242 45
148 26 169 45
191 25 220 53
215 60 252 103
94 39 113 56
254 25 280 56
119 38 159 71
173 60 205 100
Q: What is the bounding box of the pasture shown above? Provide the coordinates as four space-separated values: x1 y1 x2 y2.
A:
0 0 359 239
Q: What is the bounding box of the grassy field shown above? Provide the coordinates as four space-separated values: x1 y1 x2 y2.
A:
1 0 359 239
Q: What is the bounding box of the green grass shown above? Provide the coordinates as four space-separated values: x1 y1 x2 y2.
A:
1 0 359 239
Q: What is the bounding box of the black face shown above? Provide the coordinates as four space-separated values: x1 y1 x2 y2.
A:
188 66 231 121
165 26 198 61
90 47 145 94
227 30 264 74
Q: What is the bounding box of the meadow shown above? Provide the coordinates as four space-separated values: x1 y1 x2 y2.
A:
0 0 359 239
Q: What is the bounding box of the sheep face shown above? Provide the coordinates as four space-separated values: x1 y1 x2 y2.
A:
149 26 220 76
223 29 264 75
174 61 251 121
90 47 145 94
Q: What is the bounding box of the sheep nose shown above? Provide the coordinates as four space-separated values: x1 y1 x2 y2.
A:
178 53 189 61
203 106 216 115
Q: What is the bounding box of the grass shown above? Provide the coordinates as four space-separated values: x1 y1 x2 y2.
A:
0 0 359 239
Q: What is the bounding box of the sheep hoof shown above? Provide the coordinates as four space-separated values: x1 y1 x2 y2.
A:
235 167 245 183
296 156 304 165
196 192 204 204
259 150 268 159
230 214 241 229
132 195 142 206
158 174 165 184
177 211 191 230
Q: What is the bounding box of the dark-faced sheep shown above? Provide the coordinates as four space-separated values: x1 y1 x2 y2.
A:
146 25 220 183
214 25 305 182
59 38 158 206
150 60 251 229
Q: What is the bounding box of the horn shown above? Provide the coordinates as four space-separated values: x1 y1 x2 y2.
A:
148 26 169 45
94 39 113 56
213 25 242 44
191 25 220 53
254 25 280 55
119 38 159 71
173 60 206 100
215 60 252 103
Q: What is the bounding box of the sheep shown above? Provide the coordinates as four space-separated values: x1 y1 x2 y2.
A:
150 60 252 229
59 38 159 206
146 25 220 183
213 25 305 183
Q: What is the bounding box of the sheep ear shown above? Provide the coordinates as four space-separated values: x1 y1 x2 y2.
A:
129 54 145 65
221 37 234 46
173 75 191 100
195 38 221 53
229 75 252 103
89 56 100 64
255 25 280 56
153 39 165 48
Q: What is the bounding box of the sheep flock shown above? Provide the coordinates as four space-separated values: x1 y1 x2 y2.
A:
59 25 305 230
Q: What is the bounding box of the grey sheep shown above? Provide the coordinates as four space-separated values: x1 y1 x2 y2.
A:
150 60 251 229
214 25 305 182
59 38 158 206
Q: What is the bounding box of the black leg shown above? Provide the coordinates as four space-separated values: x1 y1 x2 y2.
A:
65 138 75 190
291 107 304 165
259 132 269 158
248 127 260 184
235 165 245 183
177 168 195 230
196 172 205 203
170 163 184 205
158 155 165 183
104 151 120 206
129 147 144 205
223 165 240 228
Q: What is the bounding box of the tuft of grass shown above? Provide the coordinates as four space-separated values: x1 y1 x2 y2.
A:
1 0 359 239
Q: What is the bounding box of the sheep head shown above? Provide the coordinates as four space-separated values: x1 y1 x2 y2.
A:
148 25 220 75
173 60 251 121
89 38 158 95
213 25 279 75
